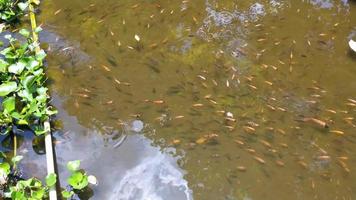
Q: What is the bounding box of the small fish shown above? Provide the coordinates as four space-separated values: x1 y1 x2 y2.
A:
347 98 356 104
237 166 246 171
317 155 330 160
298 117 328 128
246 148 256 154
260 140 272 148
330 130 344 135
134 34 140 42
197 75 206 80
153 100 164 104
54 9 62 15
106 56 118 67
254 156 266 164
337 160 350 173
172 139 181 145
234 140 244 145
76 93 89 98
101 65 111 72
243 126 255 134
298 161 308 168
275 160 285 167
264 80 273 86
248 84 257 90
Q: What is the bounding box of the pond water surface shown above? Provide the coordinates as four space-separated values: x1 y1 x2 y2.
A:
19 0 356 199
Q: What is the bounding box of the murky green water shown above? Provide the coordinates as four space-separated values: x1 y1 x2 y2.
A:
23 0 356 199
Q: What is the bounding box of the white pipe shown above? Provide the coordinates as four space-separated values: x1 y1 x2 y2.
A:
350 39 356 52
44 121 57 200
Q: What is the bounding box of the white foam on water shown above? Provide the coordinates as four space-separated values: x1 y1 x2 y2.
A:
109 149 192 200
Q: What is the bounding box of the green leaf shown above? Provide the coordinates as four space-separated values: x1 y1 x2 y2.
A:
32 0 41 5
34 26 42 33
19 29 30 38
36 87 47 95
17 2 28 11
61 190 74 199
67 160 80 172
0 162 10 179
35 49 46 61
27 59 40 70
0 59 8 72
31 188 45 199
11 155 23 165
0 82 17 96
18 89 33 101
22 75 36 92
8 61 26 74
45 173 57 187
10 112 22 120
67 171 88 190
3 96 15 113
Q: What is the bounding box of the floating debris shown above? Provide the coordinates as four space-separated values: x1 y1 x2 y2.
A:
131 120 144 132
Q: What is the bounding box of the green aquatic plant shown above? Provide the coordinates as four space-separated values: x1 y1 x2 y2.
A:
0 1 96 199
0 0 28 24
0 157 95 199
0 29 57 136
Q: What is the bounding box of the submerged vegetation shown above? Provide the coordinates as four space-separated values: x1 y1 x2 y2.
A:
0 0 95 199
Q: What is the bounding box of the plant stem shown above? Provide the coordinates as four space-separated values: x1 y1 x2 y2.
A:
13 133 17 169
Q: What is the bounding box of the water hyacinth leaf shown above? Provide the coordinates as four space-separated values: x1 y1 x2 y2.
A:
19 29 30 37
17 2 28 11
45 173 57 187
34 26 42 33
67 160 80 172
31 188 45 199
10 112 22 120
36 94 47 103
18 89 33 101
36 87 47 95
0 165 9 184
0 59 8 72
46 108 57 116
2 96 15 113
27 59 40 70
32 68 43 77
22 75 36 92
8 61 26 74
11 155 23 165
61 190 74 199
35 49 46 61
0 82 17 96
0 162 10 178
32 0 41 5
17 119 28 125
67 171 88 190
